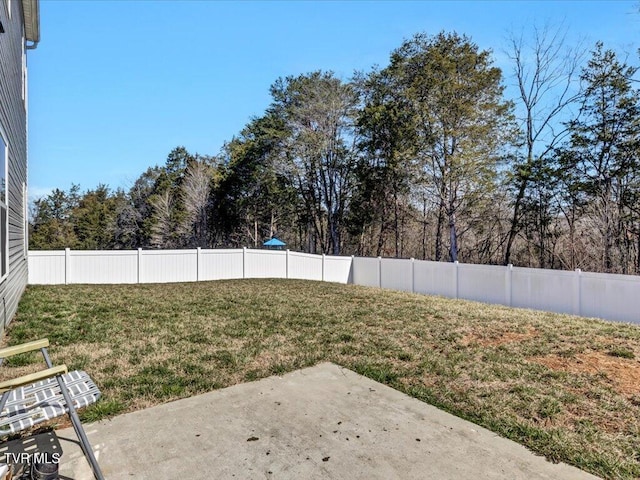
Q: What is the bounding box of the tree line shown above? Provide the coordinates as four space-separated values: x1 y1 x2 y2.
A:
30 29 640 274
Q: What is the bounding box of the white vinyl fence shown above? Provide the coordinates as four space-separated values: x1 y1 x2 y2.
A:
28 249 640 324
28 248 353 286
352 257 640 325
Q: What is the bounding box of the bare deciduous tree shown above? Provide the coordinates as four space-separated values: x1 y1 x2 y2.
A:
150 190 174 248
182 159 213 247
504 23 585 265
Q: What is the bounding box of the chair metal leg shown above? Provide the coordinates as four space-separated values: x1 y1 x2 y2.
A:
41 347 105 480
55 374 105 480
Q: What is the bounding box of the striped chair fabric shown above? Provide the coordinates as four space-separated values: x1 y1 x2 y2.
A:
0 371 101 436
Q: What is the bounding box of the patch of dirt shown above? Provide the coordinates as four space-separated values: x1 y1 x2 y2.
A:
531 351 640 397
460 327 538 347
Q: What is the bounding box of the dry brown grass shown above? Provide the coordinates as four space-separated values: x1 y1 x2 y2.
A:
532 352 640 397
3 279 640 479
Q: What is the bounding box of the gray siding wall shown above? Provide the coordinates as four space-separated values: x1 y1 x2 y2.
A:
0 0 29 334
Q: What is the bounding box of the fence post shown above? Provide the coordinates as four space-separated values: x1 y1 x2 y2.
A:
322 254 326 282
137 248 142 284
411 258 415 293
197 247 201 282
378 256 382 288
506 264 513 307
286 249 289 279
64 248 70 285
242 247 247 279
454 261 459 299
574 269 582 316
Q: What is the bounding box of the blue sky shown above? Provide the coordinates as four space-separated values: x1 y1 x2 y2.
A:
27 0 639 199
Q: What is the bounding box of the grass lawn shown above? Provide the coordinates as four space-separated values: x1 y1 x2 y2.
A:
2 279 640 479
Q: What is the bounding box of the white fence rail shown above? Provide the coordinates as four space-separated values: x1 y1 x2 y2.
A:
28 250 640 324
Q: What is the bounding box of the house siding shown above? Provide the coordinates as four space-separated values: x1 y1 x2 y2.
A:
0 0 29 334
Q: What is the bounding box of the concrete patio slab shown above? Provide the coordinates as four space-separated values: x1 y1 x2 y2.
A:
57 362 598 479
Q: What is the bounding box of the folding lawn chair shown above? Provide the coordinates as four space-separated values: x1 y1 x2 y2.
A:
0 339 104 480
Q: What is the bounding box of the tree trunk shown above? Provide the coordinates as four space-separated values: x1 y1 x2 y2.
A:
330 212 340 256
421 194 428 260
393 190 399 257
449 210 458 262
636 223 640 274
505 179 527 265
435 200 446 261
254 217 258 248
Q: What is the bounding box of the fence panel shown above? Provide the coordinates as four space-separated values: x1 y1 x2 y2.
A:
457 263 509 305
352 257 380 287
199 249 244 281
139 250 198 283
244 249 287 279
580 271 640 323
288 252 322 281
323 255 352 284
511 267 577 315
380 258 413 292
413 260 456 298
28 251 66 285
69 250 138 284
